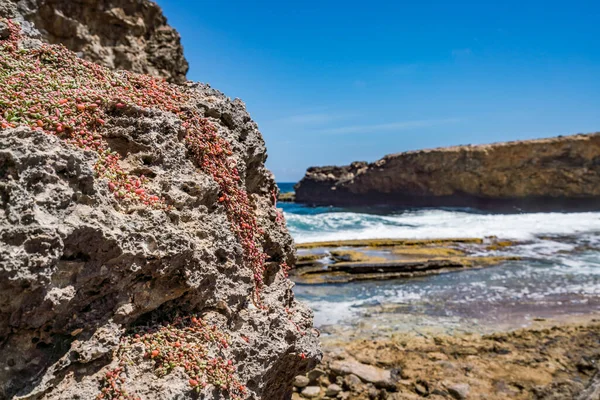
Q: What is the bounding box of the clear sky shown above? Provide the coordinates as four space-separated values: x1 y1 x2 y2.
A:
156 0 600 182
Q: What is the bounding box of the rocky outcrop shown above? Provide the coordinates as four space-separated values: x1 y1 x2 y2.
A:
277 191 295 203
0 17 318 400
295 133 600 211
0 0 188 83
292 238 519 285
294 322 600 400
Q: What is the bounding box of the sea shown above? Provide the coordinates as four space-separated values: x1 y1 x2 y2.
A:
276 182 600 334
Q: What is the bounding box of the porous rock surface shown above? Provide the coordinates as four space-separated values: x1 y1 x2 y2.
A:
293 322 600 399
295 133 600 211
0 30 319 400
0 0 188 83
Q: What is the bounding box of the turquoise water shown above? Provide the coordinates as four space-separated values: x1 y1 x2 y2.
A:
277 182 296 194
276 183 600 331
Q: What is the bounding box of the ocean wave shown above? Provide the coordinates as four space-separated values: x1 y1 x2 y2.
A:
296 259 600 327
286 205 600 330
284 208 600 243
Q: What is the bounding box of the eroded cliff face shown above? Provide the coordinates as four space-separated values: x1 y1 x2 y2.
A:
0 0 188 83
0 17 319 400
295 133 600 211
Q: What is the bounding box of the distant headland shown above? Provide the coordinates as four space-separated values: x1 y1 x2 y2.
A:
294 132 600 211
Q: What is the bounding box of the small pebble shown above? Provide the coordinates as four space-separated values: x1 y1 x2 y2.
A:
325 383 341 396
294 375 310 388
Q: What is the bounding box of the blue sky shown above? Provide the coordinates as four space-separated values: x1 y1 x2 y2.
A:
157 0 600 182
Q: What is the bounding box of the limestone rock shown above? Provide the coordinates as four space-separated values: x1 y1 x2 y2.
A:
295 132 600 211
338 392 351 400
301 386 321 398
0 21 320 400
317 323 600 399
343 373 363 390
366 385 379 399
325 383 342 396
577 371 600 399
0 0 188 83
0 19 8 37
331 358 397 389
308 367 326 382
294 375 310 388
446 383 470 400
414 382 429 396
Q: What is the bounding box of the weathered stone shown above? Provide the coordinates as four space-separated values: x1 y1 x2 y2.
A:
331 358 397 389
343 373 363 390
317 323 600 400
432 388 450 396
577 370 600 400
0 0 188 83
294 375 310 388
308 367 327 382
446 383 470 400
414 383 428 396
319 375 331 387
326 383 342 396
295 132 600 211
367 385 379 399
0 19 320 400
386 394 407 400
337 391 351 400
301 386 321 398
0 19 8 38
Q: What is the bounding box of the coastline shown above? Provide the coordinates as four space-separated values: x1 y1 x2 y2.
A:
289 237 600 399
279 183 600 399
1 0 596 397
293 132 600 212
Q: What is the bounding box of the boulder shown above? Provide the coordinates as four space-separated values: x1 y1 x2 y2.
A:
0 16 320 400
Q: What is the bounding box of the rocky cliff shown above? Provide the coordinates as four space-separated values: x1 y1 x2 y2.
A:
0 0 188 83
0 14 319 400
295 133 600 211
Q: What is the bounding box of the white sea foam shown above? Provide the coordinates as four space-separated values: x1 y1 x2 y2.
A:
308 299 365 326
285 209 600 243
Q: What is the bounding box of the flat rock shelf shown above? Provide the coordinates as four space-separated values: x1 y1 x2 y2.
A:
290 238 519 284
